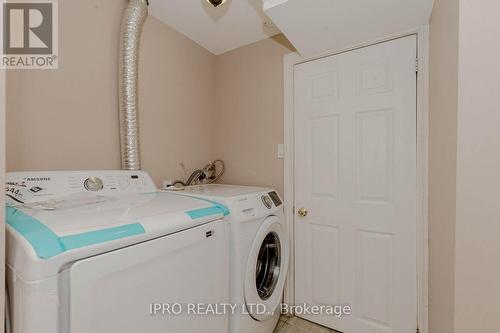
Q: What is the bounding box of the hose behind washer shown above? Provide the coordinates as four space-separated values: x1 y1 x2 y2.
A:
173 160 225 187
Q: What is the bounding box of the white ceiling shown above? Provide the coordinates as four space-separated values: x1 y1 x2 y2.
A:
149 0 280 55
264 0 435 57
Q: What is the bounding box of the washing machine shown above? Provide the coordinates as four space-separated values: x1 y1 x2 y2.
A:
5 170 230 333
176 184 289 333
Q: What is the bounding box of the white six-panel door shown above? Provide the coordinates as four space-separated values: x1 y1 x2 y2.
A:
294 36 417 333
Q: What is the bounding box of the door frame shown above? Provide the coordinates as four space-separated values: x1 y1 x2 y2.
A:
283 26 429 333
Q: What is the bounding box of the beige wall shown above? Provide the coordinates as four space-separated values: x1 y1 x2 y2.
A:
6 0 215 186
428 0 459 332
213 35 294 195
138 13 215 186
454 0 500 331
429 1 500 331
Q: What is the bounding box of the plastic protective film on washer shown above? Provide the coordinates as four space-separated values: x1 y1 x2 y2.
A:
5 182 112 211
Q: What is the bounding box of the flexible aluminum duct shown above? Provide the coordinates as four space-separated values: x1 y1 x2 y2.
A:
118 0 148 170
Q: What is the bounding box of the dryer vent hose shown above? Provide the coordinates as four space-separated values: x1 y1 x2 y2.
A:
118 0 148 171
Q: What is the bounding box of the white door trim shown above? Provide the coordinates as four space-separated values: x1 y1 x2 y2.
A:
283 26 429 333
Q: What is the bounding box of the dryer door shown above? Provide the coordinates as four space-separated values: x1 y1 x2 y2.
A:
244 216 289 321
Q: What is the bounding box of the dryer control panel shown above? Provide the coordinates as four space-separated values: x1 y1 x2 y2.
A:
227 191 284 222
6 170 157 204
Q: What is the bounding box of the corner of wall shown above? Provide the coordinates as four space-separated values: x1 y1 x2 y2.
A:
428 0 459 332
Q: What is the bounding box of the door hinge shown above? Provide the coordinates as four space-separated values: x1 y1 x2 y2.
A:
416 327 420 333
415 58 419 73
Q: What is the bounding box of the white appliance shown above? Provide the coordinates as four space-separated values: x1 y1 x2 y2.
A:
176 184 289 333
5 170 230 333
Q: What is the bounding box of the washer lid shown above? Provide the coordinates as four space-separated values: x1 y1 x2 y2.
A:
6 192 229 279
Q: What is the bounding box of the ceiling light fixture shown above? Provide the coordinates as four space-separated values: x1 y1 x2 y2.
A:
205 0 227 8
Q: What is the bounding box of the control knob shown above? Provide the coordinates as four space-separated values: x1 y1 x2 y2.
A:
261 195 273 209
84 177 104 192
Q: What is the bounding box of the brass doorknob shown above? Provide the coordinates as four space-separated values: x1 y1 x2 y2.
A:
297 207 308 217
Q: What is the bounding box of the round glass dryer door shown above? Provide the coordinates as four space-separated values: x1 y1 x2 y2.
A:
256 232 281 301
244 216 289 322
